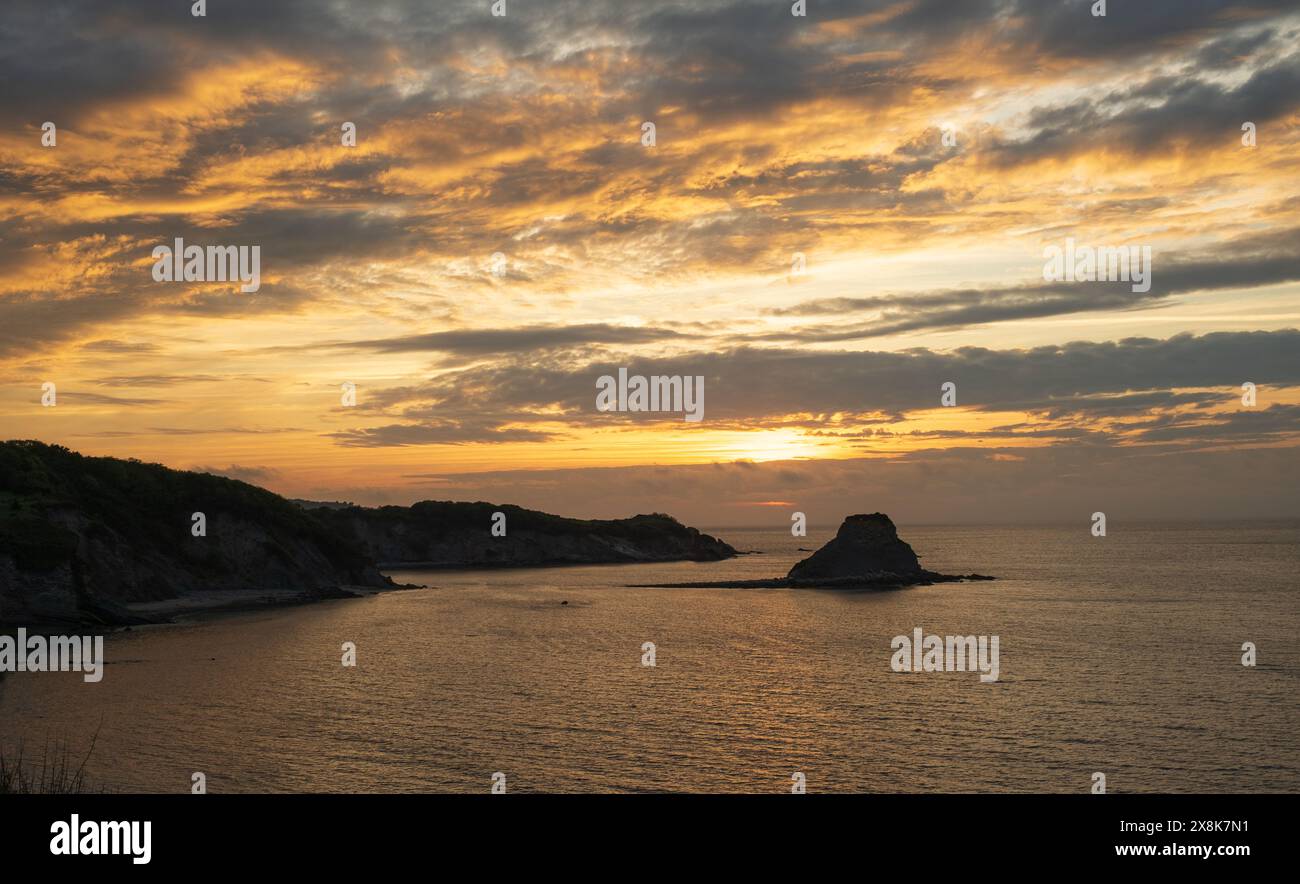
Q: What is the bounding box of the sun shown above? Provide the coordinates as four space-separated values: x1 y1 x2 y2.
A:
702 428 833 463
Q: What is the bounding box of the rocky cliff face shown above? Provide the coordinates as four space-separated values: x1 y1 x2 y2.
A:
787 513 923 581
0 441 389 626
312 502 737 567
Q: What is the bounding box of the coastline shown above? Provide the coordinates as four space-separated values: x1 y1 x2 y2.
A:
3 547 745 632
120 584 413 624
0 583 419 632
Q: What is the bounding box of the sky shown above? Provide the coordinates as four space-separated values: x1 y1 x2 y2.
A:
1 0 1298 526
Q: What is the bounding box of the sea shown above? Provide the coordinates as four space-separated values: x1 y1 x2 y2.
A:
2 522 1297 793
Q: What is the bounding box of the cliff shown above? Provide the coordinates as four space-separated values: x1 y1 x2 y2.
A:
311 501 737 568
0 441 389 626
0 441 738 626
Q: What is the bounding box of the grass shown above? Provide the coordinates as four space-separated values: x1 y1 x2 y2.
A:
0 728 102 794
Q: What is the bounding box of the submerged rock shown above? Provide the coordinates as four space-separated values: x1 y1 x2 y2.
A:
787 513 921 581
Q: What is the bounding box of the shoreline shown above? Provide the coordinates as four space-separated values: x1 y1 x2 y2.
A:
0 584 419 633
3 556 996 632
109 552 743 624
121 584 412 625
2 551 742 631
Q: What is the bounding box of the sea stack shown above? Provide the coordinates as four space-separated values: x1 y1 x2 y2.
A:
629 512 993 590
787 513 923 581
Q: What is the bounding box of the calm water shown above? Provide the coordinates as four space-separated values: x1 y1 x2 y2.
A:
2 523 1297 793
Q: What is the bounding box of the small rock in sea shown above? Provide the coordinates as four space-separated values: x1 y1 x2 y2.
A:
627 513 993 589
788 513 923 580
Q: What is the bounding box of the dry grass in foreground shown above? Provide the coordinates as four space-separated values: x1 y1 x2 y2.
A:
0 730 101 794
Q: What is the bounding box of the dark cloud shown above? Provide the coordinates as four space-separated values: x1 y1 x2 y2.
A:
53 390 169 406
78 340 163 354
1008 0 1299 62
328 329 1300 444
766 228 1300 340
1126 402 1300 443
328 420 561 447
983 49 1300 165
2 0 1295 355
335 323 694 355
366 442 1300 525
92 374 225 386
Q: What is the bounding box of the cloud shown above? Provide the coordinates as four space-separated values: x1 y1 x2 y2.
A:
52 390 169 407
2 0 1298 523
373 441 1300 525
333 323 694 355
765 228 1300 340
328 420 561 447
326 329 1300 447
1 0 1296 360
982 48 1300 166
92 374 225 386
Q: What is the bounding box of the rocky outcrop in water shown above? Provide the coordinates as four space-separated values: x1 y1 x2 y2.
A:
787 513 922 581
631 513 992 589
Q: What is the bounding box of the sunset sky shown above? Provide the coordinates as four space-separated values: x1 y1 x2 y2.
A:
2 0 1298 525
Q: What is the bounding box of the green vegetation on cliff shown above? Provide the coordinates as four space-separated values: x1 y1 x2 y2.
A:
0 440 386 625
